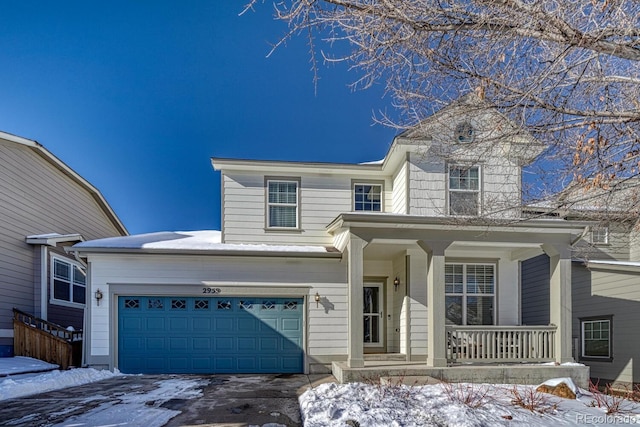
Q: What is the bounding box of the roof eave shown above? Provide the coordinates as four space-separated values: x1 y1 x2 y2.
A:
70 246 343 259
327 213 593 234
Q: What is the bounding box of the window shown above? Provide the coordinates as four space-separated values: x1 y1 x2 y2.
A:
354 183 382 211
52 257 86 305
445 263 495 325
267 179 298 228
591 226 609 245
449 165 480 216
581 317 612 360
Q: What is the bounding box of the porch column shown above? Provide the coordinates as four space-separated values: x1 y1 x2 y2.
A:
347 234 365 368
420 241 451 367
543 244 573 364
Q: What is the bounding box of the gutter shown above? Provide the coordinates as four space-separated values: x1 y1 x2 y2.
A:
69 246 343 259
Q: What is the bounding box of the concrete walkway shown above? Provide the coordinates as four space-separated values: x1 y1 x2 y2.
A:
0 373 336 427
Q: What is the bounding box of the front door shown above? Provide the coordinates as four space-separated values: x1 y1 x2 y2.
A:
363 283 383 347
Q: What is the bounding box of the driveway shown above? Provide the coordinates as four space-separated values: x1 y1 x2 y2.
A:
0 373 336 426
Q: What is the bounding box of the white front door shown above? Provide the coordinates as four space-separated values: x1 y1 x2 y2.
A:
363 283 383 347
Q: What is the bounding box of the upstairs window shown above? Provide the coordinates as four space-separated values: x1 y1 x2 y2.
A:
591 226 609 245
267 179 299 228
52 257 86 306
354 183 382 212
449 165 480 216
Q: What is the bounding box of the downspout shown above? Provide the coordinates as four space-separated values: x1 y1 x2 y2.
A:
66 247 89 367
39 246 47 320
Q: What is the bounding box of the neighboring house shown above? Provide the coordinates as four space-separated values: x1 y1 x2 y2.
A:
522 183 640 388
71 96 596 385
0 131 127 357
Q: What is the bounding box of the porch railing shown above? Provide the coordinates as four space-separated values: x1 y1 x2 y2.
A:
446 325 557 363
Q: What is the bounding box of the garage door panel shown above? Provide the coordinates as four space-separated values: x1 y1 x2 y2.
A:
146 318 165 330
118 296 303 374
193 318 211 330
260 337 278 351
169 317 188 330
214 317 234 331
237 337 257 351
237 317 257 331
193 338 212 350
146 338 165 350
169 337 188 350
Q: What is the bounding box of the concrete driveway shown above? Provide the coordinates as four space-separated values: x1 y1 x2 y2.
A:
0 373 336 426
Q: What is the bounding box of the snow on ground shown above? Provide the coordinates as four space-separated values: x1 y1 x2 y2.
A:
300 381 640 426
0 357 207 427
0 355 58 377
0 360 122 401
5 357 640 426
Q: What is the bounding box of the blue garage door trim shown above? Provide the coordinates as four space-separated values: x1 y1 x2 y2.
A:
118 296 304 374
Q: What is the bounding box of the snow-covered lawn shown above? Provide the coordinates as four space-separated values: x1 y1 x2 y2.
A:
4 357 640 426
300 379 640 426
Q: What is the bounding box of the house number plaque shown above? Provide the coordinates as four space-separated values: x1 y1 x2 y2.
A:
202 287 222 294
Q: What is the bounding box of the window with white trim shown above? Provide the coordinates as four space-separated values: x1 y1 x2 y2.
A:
581 317 612 360
591 226 609 245
354 183 382 212
445 263 495 325
267 179 298 228
448 165 480 216
52 257 86 305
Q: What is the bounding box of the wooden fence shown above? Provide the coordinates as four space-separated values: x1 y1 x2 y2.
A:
13 309 83 369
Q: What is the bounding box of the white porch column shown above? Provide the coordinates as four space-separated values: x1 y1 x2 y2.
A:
543 244 573 364
420 241 451 367
347 234 365 368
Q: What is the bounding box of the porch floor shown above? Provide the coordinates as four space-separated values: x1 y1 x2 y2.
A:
332 359 590 388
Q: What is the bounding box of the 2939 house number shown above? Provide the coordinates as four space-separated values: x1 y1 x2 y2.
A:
202 287 222 294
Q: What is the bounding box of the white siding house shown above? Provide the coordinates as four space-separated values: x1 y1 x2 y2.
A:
72 97 596 385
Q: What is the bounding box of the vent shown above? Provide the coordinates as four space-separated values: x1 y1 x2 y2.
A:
455 122 475 143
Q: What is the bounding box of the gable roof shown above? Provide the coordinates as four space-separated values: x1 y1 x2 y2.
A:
0 130 128 236
213 95 545 174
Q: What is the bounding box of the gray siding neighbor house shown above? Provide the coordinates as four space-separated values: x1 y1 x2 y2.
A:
0 130 127 356
522 186 640 388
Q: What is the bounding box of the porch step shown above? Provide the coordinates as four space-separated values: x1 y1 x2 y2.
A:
364 353 406 362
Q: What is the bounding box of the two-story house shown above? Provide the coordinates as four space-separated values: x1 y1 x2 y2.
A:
521 182 640 389
71 97 593 385
0 130 127 358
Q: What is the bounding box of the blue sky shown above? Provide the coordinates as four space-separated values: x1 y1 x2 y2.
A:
0 1 397 234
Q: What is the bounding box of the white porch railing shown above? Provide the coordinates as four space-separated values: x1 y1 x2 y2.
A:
446 325 557 363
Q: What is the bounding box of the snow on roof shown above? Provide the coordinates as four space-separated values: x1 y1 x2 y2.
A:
73 230 334 253
358 159 384 165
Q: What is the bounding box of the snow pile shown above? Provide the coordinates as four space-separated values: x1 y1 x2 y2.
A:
0 356 58 376
0 367 121 401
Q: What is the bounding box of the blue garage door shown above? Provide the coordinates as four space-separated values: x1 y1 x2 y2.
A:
118 296 304 374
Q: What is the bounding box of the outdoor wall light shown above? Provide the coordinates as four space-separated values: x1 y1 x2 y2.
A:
314 292 320 308
95 289 103 306
394 277 400 292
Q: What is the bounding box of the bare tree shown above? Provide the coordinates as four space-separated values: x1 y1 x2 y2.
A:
247 0 640 218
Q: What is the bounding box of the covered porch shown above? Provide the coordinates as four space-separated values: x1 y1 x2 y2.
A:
327 214 590 385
